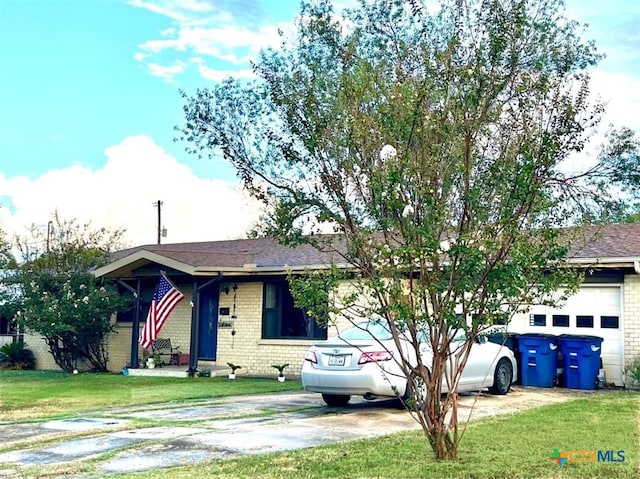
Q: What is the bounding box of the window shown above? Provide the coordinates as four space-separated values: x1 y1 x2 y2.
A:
552 314 570 327
576 315 594 328
601 316 619 329
262 281 327 340
529 314 546 326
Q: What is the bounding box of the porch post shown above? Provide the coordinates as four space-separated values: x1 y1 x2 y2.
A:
188 278 200 376
131 278 141 368
117 278 141 369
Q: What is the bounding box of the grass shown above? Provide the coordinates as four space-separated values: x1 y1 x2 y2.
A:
1 372 637 478
110 391 639 479
0 370 303 421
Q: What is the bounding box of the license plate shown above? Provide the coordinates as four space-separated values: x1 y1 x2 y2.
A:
327 355 345 366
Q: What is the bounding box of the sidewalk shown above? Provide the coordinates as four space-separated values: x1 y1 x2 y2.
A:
0 387 591 478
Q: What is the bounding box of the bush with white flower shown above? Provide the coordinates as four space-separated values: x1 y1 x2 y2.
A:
10 215 130 372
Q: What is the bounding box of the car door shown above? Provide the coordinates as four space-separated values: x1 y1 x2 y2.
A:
450 333 492 390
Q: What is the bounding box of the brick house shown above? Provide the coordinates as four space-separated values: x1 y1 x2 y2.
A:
89 237 349 377
26 224 640 386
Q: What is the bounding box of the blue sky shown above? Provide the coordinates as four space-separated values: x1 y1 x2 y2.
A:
0 0 296 182
0 0 639 247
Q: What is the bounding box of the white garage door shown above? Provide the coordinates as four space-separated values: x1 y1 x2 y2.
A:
508 285 624 386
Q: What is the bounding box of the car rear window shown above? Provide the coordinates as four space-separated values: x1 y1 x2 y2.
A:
339 321 393 341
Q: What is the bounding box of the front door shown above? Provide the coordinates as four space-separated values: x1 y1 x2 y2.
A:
198 287 218 360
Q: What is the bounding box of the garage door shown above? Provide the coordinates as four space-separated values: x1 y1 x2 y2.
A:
508 285 624 386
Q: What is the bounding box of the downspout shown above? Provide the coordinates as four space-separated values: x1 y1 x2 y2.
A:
188 274 223 376
634 261 640 275
117 278 141 369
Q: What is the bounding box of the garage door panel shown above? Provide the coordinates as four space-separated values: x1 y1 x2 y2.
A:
506 286 624 387
601 337 624 386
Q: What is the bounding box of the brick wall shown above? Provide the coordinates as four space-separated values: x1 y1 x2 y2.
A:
624 273 640 385
213 280 352 377
216 282 311 377
22 332 58 370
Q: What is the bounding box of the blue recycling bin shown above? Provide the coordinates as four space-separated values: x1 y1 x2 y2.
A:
517 333 558 388
557 335 603 390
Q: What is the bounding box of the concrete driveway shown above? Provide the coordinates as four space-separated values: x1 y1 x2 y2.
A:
0 386 592 478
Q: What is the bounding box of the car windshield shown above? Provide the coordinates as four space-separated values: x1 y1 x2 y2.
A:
338 321 393 341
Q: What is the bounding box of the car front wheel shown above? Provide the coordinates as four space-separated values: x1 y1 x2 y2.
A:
489 358 513 395
322 393 351 407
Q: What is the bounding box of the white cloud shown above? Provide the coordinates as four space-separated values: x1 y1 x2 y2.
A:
136 23 287 66
130 0 292 82
128 0 187 21
590 70 640 132
146 60 188 81
0 135 263 248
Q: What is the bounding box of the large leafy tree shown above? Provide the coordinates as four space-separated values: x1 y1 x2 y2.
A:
177 0 639 459
11 213 130 372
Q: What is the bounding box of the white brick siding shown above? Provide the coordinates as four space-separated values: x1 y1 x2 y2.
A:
21 332 57 370
214 282 349 377
624 274 640 385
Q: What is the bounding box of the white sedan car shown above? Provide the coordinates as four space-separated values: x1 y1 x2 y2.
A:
302 321 517 407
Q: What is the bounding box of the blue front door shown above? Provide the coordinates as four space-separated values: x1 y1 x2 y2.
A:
198 287 218 360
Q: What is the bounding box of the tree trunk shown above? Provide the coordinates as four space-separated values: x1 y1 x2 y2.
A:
430 427 458 460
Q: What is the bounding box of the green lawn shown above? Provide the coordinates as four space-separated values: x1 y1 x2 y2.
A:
1 372 637 479
0 370 303 421
117 391 639 479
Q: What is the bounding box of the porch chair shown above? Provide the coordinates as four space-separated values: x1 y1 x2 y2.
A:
151 338 181 366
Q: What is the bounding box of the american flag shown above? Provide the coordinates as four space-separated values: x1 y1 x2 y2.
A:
139 274 184 350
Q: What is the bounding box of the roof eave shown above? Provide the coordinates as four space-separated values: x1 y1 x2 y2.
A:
93 250 196 278
191 262 352 275
567 257 640 269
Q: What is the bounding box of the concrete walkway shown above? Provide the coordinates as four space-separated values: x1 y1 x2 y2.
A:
0 386 592 478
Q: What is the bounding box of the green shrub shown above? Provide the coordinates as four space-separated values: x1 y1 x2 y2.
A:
624 356 640 389
0 342 36 370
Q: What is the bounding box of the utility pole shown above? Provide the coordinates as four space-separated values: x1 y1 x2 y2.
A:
153 200 163 245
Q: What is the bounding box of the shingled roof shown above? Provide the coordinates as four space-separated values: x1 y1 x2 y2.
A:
569 223 640 260
93 223 640 278
94 236 348 278
112 236 347 267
